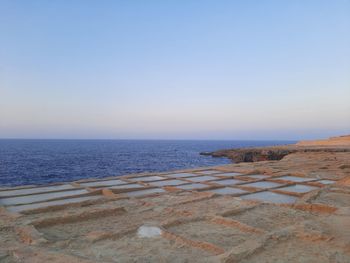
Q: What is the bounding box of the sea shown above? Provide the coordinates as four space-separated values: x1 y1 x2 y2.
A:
0 139 295 187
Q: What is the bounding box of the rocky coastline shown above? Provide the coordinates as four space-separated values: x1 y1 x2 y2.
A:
201 135 350 163
1 135 349 262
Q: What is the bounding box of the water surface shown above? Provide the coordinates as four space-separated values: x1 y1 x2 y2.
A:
0 139 294 186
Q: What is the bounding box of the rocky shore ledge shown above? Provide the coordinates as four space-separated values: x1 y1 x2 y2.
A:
1 135 350 262
201 135 350 163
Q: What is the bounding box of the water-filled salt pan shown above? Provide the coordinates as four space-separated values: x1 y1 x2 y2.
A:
242 181 283 189
274 176 316 182
6 195 101 213
214 172 243 177
109 183 144 189
211 179 244 186
317 180 336 185
165 173 199 178
209 187 247 195
149 180 187 187
0 189 89 206
129 176 165 182
0 184 74 197
188 176 217 182
176 183 209 190
277 184 319 193
196 170 220 175
79 179 127 187
242 174 270 180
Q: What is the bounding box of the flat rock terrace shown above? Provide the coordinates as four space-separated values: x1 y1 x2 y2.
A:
1 145 350 262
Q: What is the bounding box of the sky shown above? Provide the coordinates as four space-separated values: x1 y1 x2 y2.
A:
0 0 349 140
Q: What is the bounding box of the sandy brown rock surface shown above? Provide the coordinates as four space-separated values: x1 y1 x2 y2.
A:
1 136 350 262
203 135 350 163
297 135 350 146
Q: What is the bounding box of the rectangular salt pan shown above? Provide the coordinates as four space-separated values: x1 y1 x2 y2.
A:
79 179 127 187
176 183 209 190
6 195 102 213
128 176 165 182
241 174 271 180
149 180 187 187
214 172 243 177
240 191 297 204
274 176 316 182
165 173 199 178
187 176 217 182
211 179 244 186
0 189 89 206
241 181 283 189
196 170 220 175
209 187 248 195
126 188 165 197
277 185 319 193
0 184 75 197
109 183 144 189
317 180 336 185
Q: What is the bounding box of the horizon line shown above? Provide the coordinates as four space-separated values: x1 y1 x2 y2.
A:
0 137 299 141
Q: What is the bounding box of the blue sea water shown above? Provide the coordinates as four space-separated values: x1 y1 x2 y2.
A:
0 140 295 187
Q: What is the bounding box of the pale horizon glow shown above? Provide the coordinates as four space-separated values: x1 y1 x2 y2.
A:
1 0 349 140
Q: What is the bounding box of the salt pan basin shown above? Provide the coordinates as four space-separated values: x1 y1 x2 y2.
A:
211 179 244 186
129 176 165 182
196 170 220 175
214 172 242 177
188 176 217 182
0 184 75 197
165 173 199 178
277 184 319 193
317 180 336 185
79 179 127 187
209 187 247 195
6 195 101 213
241 181 283 189
176 183 209 190
149 179 186 187
0 189 89 206
275 176 316 182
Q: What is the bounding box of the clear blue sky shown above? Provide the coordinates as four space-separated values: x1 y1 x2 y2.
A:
1 0 349 140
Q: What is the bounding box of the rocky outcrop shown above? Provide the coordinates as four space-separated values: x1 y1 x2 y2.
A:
202 148 295 163
202 147 350 163
201 135 350 163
